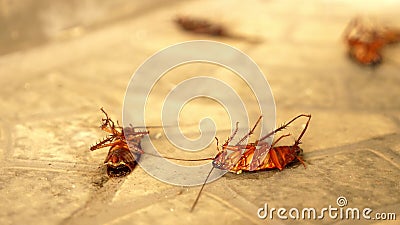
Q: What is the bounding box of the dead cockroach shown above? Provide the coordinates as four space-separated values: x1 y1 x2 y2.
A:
344 17 400 66
190 114 311 211
90 108 149 177
174 16 227 37
174 15 262 44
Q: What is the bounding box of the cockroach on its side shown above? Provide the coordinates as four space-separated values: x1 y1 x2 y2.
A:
90 108 149 177
213 114 310 173
190 114 311 211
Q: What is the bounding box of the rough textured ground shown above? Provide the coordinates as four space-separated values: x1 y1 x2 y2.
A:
0 1 399 225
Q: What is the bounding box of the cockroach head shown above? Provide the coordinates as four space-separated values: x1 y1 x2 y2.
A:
293 145 303 155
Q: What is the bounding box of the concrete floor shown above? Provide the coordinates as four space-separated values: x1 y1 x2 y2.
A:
0 0 399 224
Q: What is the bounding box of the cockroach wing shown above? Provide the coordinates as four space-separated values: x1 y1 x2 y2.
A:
249 145 270 171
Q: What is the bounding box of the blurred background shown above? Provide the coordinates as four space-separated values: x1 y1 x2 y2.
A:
1 0 399 225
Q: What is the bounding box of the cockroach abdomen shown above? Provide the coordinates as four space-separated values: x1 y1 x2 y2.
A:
104 147 141 177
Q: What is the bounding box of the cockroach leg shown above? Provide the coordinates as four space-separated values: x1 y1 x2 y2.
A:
270 133 291 148
235 115 263 145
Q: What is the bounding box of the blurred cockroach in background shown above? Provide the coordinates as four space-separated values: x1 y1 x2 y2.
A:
174 15 227 36
190 114 311 211
344 17 400 66
174 15 262 44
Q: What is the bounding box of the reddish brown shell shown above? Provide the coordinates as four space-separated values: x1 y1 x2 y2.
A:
90 108 148 177
344 17 400 66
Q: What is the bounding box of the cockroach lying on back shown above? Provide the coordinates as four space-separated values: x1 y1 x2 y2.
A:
90 108 149 177
190 114 311 211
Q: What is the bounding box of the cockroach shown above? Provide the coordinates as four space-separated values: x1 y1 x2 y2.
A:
174 15 262 44
344 17 400 66
174 16 227 37
190 114 311 211
90 108 149 177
